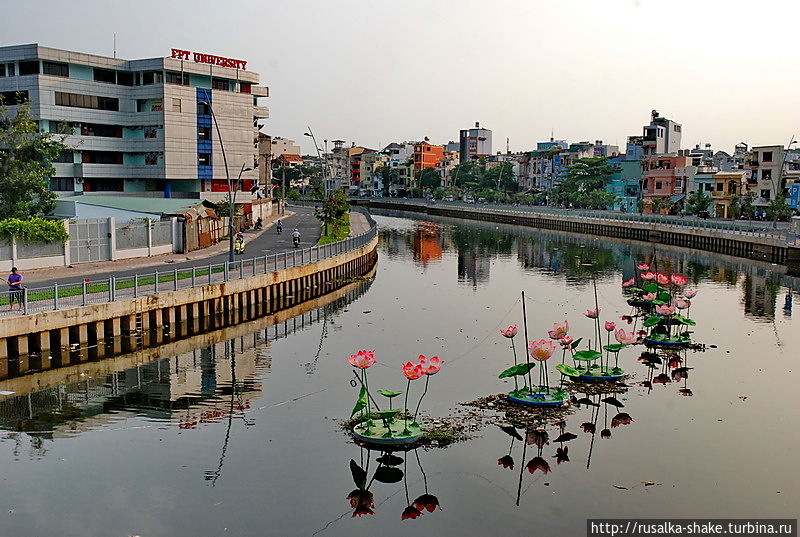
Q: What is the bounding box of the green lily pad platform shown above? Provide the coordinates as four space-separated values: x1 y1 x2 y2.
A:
644 336 692 348
352 418 424 446
507 387 569 407
570 365 625 381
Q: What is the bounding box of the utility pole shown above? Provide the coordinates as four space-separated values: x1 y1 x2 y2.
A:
281 159 286 215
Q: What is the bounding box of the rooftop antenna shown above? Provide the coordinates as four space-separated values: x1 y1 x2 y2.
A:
506 137 510 154
550 127 554 143
113 33 116 58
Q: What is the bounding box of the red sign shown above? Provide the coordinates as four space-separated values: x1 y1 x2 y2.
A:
170 48 247 70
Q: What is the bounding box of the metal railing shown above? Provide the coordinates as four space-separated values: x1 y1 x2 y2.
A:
365 199 793 242
0 209 377 318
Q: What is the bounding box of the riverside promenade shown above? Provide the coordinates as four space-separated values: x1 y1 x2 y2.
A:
354 199 800 270
0 208 377 364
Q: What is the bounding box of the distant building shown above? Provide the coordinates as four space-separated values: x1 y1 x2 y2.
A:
641 110 682 156
641 154 696 212
606 157 642 212
712 171 749 218
748 145 785 207
413 140 445 178
459 122 492 163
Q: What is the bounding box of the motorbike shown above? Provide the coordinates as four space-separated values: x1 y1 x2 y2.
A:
234 238 245 254
254 218 263 230
292 236 300 248
276 224 283 233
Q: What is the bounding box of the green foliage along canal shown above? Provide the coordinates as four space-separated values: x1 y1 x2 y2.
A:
0 211 798 536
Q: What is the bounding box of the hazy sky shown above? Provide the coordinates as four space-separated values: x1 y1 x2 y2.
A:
4 0 799 154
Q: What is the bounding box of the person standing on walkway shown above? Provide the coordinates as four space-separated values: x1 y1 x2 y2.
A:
7 267 24 310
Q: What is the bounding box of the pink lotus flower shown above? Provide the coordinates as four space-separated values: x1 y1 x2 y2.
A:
604 321 616 332
528 339 555 361
614 328 637 345
419 355 444 375
584 308 600 319
670 274 687 286
402 362 424 380
654 304 676 315
675 298 690 310
621 278 635 287
559 336 574 348
637 263 650 270
642 292 656 301
500 325 518 338
684 289 698 299
547 321 569 340
641 271 655 280
348 350 376 369
656 273 670 285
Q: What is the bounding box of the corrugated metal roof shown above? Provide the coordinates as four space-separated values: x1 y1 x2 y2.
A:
64 196 207 215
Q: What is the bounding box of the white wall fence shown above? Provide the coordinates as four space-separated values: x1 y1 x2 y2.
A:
0 217 180 270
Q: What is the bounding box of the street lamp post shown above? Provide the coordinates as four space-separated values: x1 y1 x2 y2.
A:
304 128 325 195
198 99 252 262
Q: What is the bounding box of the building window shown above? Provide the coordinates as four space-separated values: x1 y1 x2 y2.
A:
49 177 74 191
762 169 772 181
54 150 74 163
197 126 211 140
80 123 123 138
42 61 69 77
0 90 29 105
93 68 116 84
197 101 211 115
655 182 662 190
762 151 773 162
716 183 723 191
761 189 771 200
55 92 119 111
142 71 163 85
728 182 737 194
117 72 134 86
212 78 229 91
6 63 15 76
50 121 74 135
82 151 123 164
0 64 5 77
240 82 252 94
172 98 181 112
18 61 39 75
165 71 189 85
198 153 212 166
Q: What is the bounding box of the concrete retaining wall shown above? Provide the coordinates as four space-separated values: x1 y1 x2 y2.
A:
0 234 379 367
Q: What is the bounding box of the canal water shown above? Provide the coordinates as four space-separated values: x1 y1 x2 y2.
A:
1 212 798 537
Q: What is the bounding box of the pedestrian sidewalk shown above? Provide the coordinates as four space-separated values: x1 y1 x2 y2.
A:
23 210 297 284
349 211 371 236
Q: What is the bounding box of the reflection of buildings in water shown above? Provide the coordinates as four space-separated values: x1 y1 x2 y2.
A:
379 229 412 259
457 250 491 287
742 272 779 319
412 221 444 267
0 336 268 440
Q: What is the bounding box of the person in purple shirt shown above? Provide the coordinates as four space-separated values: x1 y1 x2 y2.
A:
7 267 24 310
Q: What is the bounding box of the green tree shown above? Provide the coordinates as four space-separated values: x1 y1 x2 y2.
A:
418 168 441 189
685 189 712 216
0 101 70 219
739 191 756 219
766 194 792 222
286 188 301 201
314 190 349 236
481 162 518 192
550 158 616 206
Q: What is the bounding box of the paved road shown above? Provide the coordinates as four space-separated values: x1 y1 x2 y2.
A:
25 207 322 289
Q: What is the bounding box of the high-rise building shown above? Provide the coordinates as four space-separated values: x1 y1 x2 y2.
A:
459 122 492 163
0 44 269 201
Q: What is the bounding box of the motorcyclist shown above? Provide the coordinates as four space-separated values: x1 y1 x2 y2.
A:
276 220 283 233
292 228 300 247
254 217 263 230
234 232 245 254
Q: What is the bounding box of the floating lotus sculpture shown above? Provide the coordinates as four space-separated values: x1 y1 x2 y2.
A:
499 323 570 406
348 350 444 445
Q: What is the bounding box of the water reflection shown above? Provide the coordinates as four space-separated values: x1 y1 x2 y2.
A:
377 211 798 320
344 446 441 522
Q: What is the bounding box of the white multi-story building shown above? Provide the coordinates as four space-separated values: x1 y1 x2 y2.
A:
642 110 682 156
0 44 269 202
459 122 492 163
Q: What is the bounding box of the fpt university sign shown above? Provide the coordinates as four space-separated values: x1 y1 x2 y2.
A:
170 48 247 70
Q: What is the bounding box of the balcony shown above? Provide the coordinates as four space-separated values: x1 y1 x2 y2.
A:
254 105 270 119
252 86 269 97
